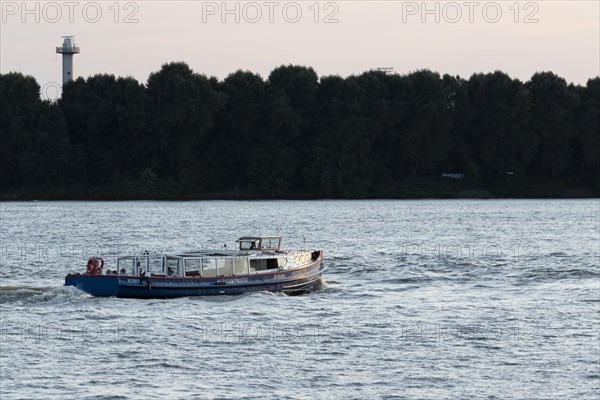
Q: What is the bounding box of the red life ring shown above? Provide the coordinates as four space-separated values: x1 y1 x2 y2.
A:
86 257 104 275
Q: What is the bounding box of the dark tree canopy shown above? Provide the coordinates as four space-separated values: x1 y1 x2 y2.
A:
1 65 598 199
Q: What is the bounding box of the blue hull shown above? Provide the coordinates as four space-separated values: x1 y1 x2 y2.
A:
65 257 325 298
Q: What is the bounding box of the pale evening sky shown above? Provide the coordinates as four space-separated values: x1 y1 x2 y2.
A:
1 0 598 99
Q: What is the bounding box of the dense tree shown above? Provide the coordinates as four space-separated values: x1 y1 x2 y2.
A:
0 72 82 196
197 70 268 192
467 71 535 193
527 72 579 178
60 74 149 189
573 77 600 190
146 62 224 190
1 65 598 199
0 72 41 190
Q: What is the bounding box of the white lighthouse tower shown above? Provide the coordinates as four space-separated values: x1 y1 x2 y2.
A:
56 36 80 85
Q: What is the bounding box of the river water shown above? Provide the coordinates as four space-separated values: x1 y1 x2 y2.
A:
0 200 598 399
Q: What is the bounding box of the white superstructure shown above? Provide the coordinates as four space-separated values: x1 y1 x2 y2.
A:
56 36 80 85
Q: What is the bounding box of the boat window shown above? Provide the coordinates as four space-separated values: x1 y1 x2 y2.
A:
148 257 163 275
166 258 178 277
233 257 248 275
250 258 279 272
239 241 258 251
250 259 266 272
218 258 234 276
262 238 280 250
185 259 201 276
134 257 147 275
202 259 217 277
117 257 134 274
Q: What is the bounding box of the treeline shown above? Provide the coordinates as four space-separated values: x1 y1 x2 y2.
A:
1 64 599 199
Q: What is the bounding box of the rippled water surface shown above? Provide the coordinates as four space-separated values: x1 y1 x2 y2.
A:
0 200 598 399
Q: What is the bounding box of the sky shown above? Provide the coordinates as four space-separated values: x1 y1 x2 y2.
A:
1 1 599 100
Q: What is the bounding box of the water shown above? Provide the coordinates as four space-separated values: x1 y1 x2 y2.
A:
0 200 598 399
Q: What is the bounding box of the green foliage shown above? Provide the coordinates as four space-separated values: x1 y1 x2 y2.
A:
527 72 579 177
1 65 598 199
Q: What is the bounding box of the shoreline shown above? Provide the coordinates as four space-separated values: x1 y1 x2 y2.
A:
1 190 597 201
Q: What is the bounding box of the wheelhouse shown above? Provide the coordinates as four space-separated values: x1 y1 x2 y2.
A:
237 236 282 251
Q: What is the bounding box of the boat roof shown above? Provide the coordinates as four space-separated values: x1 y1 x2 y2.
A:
116 237 286 260
236 236 282 241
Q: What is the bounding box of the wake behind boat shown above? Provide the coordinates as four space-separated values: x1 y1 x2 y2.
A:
64 236 325 298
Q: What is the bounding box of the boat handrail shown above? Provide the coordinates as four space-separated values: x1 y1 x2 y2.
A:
117 249 296 261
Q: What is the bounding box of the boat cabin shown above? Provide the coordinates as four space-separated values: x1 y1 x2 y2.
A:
113 236 300 278
115 252 289 278
237 236 282 251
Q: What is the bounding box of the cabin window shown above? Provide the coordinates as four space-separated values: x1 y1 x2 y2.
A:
117 257 134 274
250 258 279 272
202 259 217 277
185 259 201 276
250 259 265 271
148 257 163 275
262 238 280 250
240 241 258 250
166 258 179 277
134 257 146 274
233 257 248 275
218 258 234 276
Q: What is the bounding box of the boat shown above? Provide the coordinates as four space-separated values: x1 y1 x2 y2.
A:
64 236 325 298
